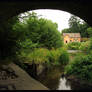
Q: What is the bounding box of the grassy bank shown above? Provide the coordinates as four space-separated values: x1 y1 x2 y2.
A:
17 47 69 65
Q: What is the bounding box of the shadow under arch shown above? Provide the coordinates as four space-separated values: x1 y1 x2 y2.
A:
0 0 92 26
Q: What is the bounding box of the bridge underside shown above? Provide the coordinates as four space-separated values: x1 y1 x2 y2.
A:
0 0 92 26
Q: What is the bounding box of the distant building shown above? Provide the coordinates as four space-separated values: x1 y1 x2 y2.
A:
63 33 81 44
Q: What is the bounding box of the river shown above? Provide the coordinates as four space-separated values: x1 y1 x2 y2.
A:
37 66 92 90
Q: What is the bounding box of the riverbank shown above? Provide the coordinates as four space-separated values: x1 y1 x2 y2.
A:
37 65 66 90
65 75 92 87
37 65 92 90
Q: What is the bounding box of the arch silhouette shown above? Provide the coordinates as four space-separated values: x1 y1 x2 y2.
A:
0 0 92 26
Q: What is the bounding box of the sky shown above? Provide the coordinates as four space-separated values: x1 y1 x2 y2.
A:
29 9 72 32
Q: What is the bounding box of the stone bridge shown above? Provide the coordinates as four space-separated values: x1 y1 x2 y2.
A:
0 0 92 90
0 0 92 26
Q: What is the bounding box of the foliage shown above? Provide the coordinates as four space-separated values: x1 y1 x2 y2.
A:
19 39 39 50
18 48 50 64
58 48 69 64
66 42 81 50
89 37 92 51
65 54 92 82
16 12 63 50
79 41 90 53
62 15 90 38
47 48 60 65
68 15 81 33
46 47 69 65
79 38 92 53
62 28 71 33
86 27 92 38
0 11 63 62
17 47 69 65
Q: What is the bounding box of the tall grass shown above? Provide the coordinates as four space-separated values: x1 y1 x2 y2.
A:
18 47 69 65
27 48 49 64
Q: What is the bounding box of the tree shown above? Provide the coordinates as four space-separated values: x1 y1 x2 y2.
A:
62 15 90 37
62 28 71 33
14 12 63 49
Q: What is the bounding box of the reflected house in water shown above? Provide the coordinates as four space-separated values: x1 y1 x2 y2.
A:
63 33 81 44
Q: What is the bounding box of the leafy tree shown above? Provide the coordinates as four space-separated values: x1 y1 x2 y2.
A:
62 15 90 38
0 11 63 61
62 28 71 33
79 22 89 37
68 15 81 33
15 12 63 49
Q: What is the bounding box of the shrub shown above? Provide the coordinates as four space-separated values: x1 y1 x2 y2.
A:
65 54 92 82
58 48 69 64
17 47 69 66
47 49 60 65
27 48 50 64
79 38 92 53
79 41 90 53
67 42 81 50
47 48 69 65
89 37 92 52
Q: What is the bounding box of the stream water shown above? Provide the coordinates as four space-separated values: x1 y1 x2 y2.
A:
37 66 92 90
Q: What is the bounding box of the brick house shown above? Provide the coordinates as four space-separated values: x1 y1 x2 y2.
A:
63 33 81 44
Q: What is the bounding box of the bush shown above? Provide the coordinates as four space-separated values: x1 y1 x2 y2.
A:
47 48 69 65
65 54 92 82
18 47 69 66
67 42 81 50
58 48 69 64
25 48 50 64
47 48 60 65
79 41 90 53
89 38 92 52
79 38 92 53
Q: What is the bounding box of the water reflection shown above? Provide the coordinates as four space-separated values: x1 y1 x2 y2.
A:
37 66 92 90
57 77 71 90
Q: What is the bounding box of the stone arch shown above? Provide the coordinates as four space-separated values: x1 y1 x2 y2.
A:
0 0 92 26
